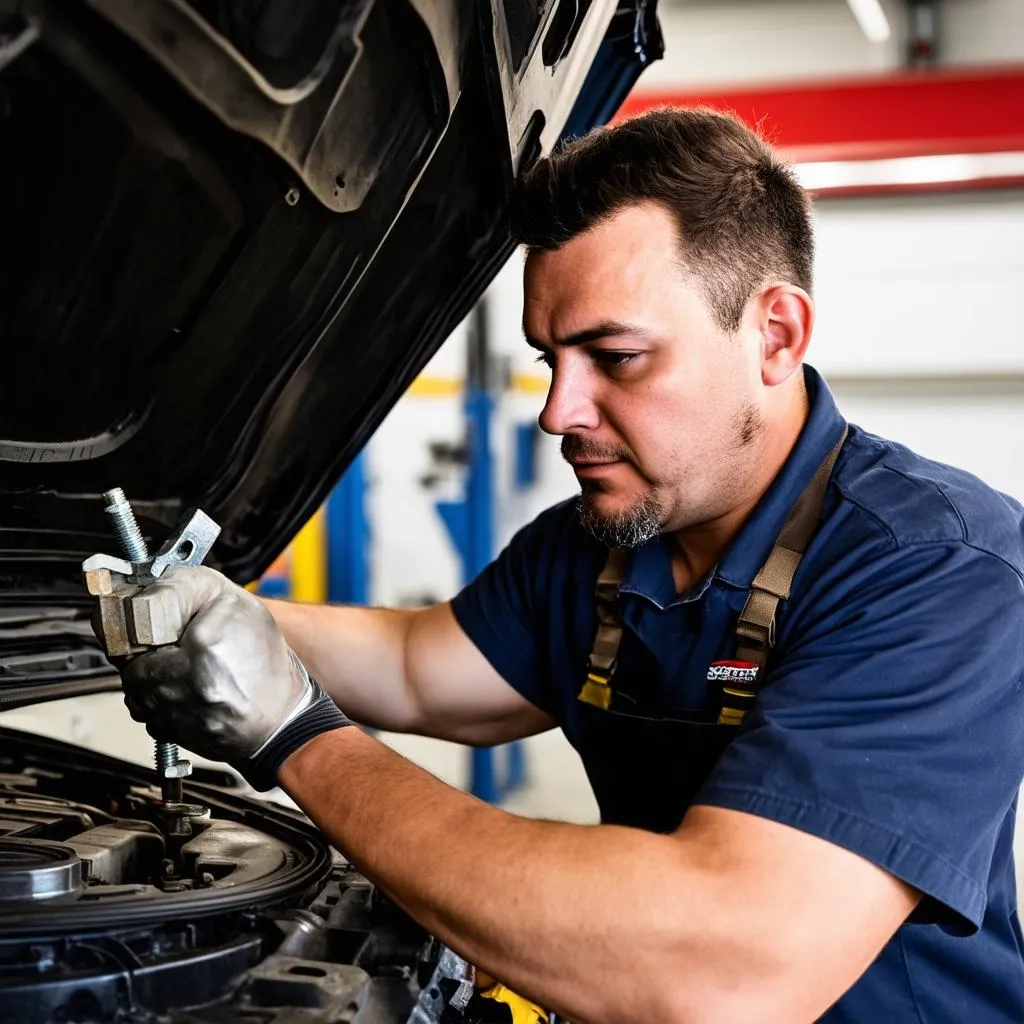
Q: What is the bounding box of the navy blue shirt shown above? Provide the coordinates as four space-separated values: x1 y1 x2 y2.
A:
452 366 1024 1021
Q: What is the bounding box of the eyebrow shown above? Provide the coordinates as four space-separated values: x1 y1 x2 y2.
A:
523 321 653 351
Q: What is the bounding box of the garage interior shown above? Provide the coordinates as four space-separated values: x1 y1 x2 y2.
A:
2 0 1024 1018
9 1 1021 812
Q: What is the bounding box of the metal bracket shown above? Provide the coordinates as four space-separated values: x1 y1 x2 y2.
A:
82 508 222 654
148 508 220 579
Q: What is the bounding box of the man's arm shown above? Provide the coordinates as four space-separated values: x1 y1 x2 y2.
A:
263 598 554 744
281 726 919 1024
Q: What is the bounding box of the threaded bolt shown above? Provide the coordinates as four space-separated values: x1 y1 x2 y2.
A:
103 487 149 563
104 487 179 790
155 740 178 773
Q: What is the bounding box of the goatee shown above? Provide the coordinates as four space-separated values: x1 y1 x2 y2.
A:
577 488 664 551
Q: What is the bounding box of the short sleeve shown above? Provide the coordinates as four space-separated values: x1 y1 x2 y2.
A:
450 507 565 716
697 540 1024 932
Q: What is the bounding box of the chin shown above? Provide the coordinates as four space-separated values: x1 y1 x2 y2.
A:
582 486 661 522
577 487 665 550
580 486 632 516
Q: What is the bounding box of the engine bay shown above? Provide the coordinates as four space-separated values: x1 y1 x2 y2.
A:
0 726 458 1022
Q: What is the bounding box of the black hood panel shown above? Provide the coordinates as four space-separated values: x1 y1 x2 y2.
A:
0 0 661 585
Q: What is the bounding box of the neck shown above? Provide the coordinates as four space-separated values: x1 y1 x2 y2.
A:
666 382 811 593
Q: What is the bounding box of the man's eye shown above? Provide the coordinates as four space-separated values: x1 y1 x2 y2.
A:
534 351 555 369
594 351 639 368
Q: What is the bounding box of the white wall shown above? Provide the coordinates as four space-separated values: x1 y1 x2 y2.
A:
813 190 1024 377
941 0 1024 66
646 0 1024 88
644 0 908 87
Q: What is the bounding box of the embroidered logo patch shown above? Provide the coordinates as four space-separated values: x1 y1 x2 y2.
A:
706 660 760 685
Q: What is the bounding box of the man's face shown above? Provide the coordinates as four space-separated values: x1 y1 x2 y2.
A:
523 202 769 549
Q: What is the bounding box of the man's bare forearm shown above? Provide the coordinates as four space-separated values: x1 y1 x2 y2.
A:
279 728 788 1024
262 598 421 731
262 599 556 746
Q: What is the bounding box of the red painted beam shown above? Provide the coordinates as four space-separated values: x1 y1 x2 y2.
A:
616 66 1024 162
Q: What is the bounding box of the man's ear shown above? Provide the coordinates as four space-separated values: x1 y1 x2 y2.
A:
758 284 814 386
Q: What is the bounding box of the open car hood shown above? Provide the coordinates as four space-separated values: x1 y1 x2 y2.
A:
0 0 662 591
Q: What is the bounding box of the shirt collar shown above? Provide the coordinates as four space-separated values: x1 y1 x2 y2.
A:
619 538 714 610
615 365 846 606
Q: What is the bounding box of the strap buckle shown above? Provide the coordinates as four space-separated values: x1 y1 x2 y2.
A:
717 706 748 726
734 616 775 650
579 670 614 710
715 678 760 726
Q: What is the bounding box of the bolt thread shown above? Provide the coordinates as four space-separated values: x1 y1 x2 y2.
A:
155 741 179 773
103 487 149 563
104 487 167 783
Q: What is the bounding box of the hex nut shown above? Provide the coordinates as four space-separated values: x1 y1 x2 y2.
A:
162 760 193 779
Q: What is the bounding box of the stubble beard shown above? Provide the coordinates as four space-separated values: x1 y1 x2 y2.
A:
577 485 665 551
561 434 664 550
567 401 764 552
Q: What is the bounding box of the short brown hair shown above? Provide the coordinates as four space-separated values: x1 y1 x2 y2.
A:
510 106 814 332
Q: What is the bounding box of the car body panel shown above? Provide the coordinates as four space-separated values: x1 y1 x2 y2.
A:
1 0 660 594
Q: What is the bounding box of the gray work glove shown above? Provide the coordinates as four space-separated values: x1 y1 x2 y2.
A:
105 565 350 791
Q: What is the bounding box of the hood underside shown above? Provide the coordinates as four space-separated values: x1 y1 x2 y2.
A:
0 0 661 588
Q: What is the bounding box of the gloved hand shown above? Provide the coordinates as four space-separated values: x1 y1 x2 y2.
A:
99 565 351 790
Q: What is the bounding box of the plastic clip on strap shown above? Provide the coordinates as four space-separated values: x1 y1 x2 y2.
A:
720 428 848 725
578 549 628 709
233 678 352 791
472 981 549 1023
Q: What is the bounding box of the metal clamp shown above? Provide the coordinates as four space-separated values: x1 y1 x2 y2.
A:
83 507 222 654
82 491 222 807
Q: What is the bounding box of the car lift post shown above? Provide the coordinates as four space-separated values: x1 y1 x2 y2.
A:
256 451 370 608
436 298 527 804
327 451 371 606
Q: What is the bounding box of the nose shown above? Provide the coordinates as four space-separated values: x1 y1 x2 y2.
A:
538 357 600 436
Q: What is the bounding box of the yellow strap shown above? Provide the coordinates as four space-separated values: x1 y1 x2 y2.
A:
478 983 549 1023
722 686 756 698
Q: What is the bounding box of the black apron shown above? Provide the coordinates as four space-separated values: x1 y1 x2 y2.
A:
576 432 847 834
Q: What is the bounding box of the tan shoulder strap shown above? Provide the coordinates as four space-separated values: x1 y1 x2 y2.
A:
578 548 628 709
720 427 848 724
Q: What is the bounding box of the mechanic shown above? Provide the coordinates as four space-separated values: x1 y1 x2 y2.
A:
96 108 1024 1023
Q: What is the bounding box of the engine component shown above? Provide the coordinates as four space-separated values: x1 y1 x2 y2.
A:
0 838 82 901
0 726 464 1022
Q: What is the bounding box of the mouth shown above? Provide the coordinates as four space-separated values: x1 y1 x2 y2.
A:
570 459 624 477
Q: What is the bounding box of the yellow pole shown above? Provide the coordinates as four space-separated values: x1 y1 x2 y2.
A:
289 506 327 604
